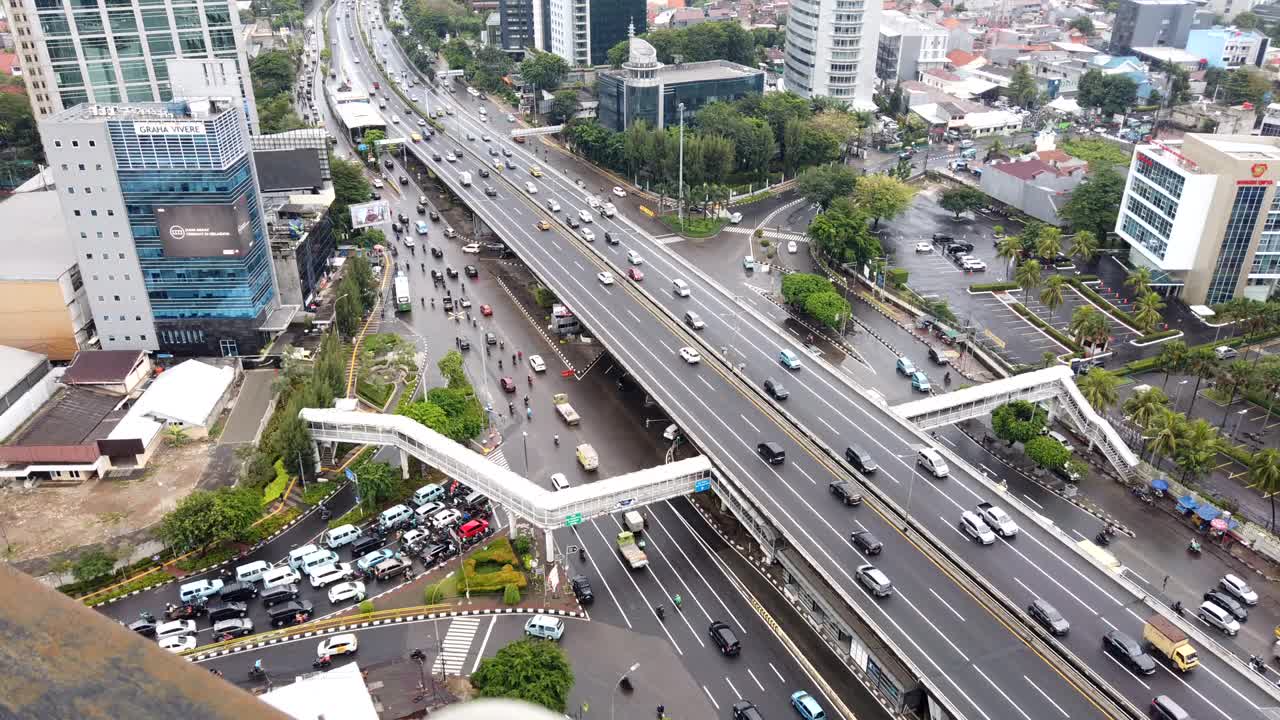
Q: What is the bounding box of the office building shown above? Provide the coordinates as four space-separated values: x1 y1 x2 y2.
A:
876 10 948 85
498 0 546 54
1115 135 1280 305
39 96 285 357
597 36 765 132
1199 0 1262 19
543 0 645 67
1184 27 1269 69
783 0 882 108
6 0 257 127
1109 0 1196 55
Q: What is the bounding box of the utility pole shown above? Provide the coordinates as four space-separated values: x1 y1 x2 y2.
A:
678 102 686 229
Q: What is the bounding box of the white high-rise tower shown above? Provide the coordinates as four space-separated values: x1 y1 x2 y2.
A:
783 0 882 108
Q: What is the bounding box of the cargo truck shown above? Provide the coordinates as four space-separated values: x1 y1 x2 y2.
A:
617 531 648 569
552 393 580 425
1142 615 1199 672
576 443 598 471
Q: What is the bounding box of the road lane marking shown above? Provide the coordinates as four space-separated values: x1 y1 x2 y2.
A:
929 587 967 622
702 685 720 710
939 434 957 447
1018 530 1124 606
1101 653 1151 689
1024 675 1070 717
740 414 760 433
573 260 584 271
898 588 969 660
1001 537 1099 615
587 520 683 654
470 616 497 674
793 465 818 485
972 665 1033 720
700 376 717 392
725 677 741 700
602 514 706 644
627 309 642 324
817 416 839 433
1020 493 1043 510
769 663 785 683
747 668 766 692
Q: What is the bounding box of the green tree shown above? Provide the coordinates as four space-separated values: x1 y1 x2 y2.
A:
1068 230 1100 264
472 638 574 712
1215 359 1257 428
1146 408 1184 469
1036 226 1063 261
1025 435 1072 470
158 487 262 552
1155 339 1189 389
796 164 858 212
1247 447 1280 530
1068 305 1110 352
1061 165 1125 240
1016 259 1043 305
983 137 1008 163
353 460 399 513
519 50 569 98
1040 274 1067 319
1255 359 1280 429
1007 63 1040 108
1133 291 1166 334
1175 418 1220 482
939 186 986 220
997 235 1023 279
1234 11 1262 29
1076 368 1121 414
363 129 387 157
0 92 45 169
1123 385 1169 428
804 290 853 331
331 154 371 206
1125 266 1152 299
1068 16 1095 35
781 273 835 306
991 400 1048 444
276 395 317 480
72 548 118 583
1221 67 1272 106
606 39 630 68
851 173 915 227
1184 347 1218 417
249 49 297 101
258 93 304 134
548 89 579 124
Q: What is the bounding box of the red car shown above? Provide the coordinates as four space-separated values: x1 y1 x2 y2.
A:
480 304 493 316
627 268 645 282
499 377 516 393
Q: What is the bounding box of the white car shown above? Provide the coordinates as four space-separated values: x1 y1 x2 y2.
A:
417 118 426 126
550 473 570 491
445 151 457 162
525 181 538 194
430 508 463 528
963 259 988 272
328 580 367 604
507 113 516 122
372 178 384 188
960 511 996 545
547 199 561 213
159 635 197 653
461 243 480 254
580 228 595 242
612 186 626 197
1220 574 1259 605
317 633 359 657
309 562 354 589
390 115 400 124
597 271 615 286
915 242 932 253
627 250 643 265
679 346 702 364
156 619 197 640
529 355 547 372
578 209 594 223
787 240 798 254
587 196 601 209
729 212 743 224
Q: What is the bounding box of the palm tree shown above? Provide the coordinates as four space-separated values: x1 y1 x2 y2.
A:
1123 386 1169 428
1216 359 1258 428
1247 448 1280 531
1255 358 1280 429
1035 227 1063 262
984 137 1007 162
1016 259 1043 305
1155 339 1189 389
1068 230 1099 265
1133 291 1166 334
1125 266 1153 300
1042 351 1059 368
1175 418 1220 483
1068 306 1110 354
1146 407 1184 469
1040 275 1067 319
1184 347 1218 417
997 236 1023 280
1077 368 1121 414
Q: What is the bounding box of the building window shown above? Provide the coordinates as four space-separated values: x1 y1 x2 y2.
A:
1207 185 1267 304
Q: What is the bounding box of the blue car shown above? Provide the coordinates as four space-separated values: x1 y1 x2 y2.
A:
791 690 826 720
910 371 931 392
356 548 398 573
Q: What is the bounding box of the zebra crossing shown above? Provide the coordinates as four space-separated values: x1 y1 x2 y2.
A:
485 446 510 470
432 617 482 676
723 227 808 242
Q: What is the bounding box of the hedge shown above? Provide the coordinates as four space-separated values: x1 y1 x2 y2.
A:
1068 278 1141 331
462 538 529 593
1010 302 1083 352
1115 330 1280 376
1133 329 1182 345
262 459 289 507
970 282 1020 293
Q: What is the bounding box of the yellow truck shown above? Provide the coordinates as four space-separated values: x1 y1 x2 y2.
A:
576 443 598 471
1142 615 1199 672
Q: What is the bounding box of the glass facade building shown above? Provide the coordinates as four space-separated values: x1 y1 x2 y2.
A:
1207 185 1267 304
597 49 766 132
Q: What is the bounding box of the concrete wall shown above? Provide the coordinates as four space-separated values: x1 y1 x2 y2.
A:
0 280 79 361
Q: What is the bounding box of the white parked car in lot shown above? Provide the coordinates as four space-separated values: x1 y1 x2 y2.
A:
529 354 547 372
328 581 367 604
679 346 702 364
597 271 615 286
159 634 197 653
461 243 480 253
915 242 932 253
963 259 987 271
612 186 627 197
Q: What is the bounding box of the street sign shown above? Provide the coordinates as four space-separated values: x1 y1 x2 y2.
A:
344 468 357 482
564 513 583 527
694 479 711 492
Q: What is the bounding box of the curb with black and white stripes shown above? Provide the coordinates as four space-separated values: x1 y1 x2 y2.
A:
490 272 578 376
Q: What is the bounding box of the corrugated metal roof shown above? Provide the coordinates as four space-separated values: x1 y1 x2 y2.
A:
62 350 146 385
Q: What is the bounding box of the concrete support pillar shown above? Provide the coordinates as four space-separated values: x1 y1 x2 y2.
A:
399 447 410 480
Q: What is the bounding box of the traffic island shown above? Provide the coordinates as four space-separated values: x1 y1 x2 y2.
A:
660 214 727 239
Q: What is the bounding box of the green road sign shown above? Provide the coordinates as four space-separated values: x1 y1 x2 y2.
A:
564 513 583 527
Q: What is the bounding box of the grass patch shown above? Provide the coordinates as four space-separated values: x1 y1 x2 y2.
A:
661 215 727 238
356 377 393 407
247 507 302 543
1067 278 1141 331
730 189 773 206
82 570 170 607
970 282 1019 292
1134 329 1182 344
328 469 430 529
262 459 289 507
1010 302 1083 352
300 481 339 506
1115 330 1280 375
174 545 241 573
460 537 528 593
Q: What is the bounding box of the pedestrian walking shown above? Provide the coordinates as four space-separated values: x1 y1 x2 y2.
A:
1162 575 1169 592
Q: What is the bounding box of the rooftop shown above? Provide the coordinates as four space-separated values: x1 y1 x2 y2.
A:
48 98 234 124
1131 46 1202 64
0 345 46 395
989 157 1071 180
0 192 73 280
1195 134 1280 160
63 349 148 386
10 385 125 446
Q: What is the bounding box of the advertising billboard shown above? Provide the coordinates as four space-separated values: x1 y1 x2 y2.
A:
156 197 254 258
350 200 391 229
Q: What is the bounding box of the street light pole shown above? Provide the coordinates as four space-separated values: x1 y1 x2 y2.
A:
678 102 685 229
522 431 529 474
610 662 640 720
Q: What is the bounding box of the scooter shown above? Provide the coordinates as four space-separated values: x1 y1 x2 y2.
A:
313 655 332 670
1094 532 1111 546
248 666 266 681
1188 539 1202 554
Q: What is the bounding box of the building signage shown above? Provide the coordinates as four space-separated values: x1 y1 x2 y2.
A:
156 198 254 258
134 121 207 136
1237 179 1274 186
1252 163 1269 178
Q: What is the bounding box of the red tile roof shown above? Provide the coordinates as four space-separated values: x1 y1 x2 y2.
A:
948 49 979 67
991 158 1065 181
0 53 18 76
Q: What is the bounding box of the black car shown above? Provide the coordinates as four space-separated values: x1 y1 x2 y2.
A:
763 377 789 400
731 702 765 720
431 247 444 259
446 267 459 279
1027 599 1070 636
1102 630 1156 675
571 574 594 604
484 186 497 197
850 530 883 555
212 618 255 639
350 534 385 558
391 222 402 234
605 231 618 245
383 158 394 169
399 175 409 185
465 265 478 278
479 168 490 178
1203 590 1248 621
828 480 862 506
708 621 741 656
431 152 442 161
442 297 454 312
429 209 440 220
756 441 785 465
416 204 427 215
218 581 258 602
947 242 974 255
128 618 157 636
268 600 315 628
844 445 878 474
567 215 580 228
397 213 409 225
932 233 954 242
420 542 455 564
207 601 249 623
261 584 299 608
458 337 471 351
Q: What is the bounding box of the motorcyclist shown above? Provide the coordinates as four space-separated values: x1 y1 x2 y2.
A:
554 434 560 446
527 374 532 386
655 604 665 620
944 371 952 386
523 395 529 407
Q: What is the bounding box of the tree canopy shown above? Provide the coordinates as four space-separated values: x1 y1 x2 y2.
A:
1061 165 1124 239
249 49 297 101
939 187 986 219
796 164 858 211
472 639 574 712
158 487 262 552
991 400 1047 445
519 50 569 92
1077 69 1137 116
852 174 915 226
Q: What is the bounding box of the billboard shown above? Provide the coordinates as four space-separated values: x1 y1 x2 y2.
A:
350 200 391 229
156 197 254 258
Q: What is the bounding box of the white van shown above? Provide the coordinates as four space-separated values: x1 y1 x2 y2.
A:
917 448 949 478
478 106 487 117
411 483 445 507
235 560 271 585
463 491 488 508
288 543 321 570
323 524 361 550
524 614 565 640
262 565 301 590
378 503 414 531
300 549 339 574
672 279 690 297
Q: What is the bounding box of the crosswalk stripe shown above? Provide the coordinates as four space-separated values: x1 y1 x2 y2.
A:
486 447 510 470
432 618 482 675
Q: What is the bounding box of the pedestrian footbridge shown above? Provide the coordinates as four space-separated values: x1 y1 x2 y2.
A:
300 408 713 530
891 365 1140 479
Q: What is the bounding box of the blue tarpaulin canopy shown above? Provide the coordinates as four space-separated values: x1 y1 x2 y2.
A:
1177 495 1199 511
1151 478 1169 491
1195 503 1222 522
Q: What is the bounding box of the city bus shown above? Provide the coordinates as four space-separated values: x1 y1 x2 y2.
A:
394 273 411 312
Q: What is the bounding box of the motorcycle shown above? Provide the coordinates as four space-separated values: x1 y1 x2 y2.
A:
578 546 586 561
313 655 333 670
164 602 207 620
1250 655 1267 674
248 666 266 681
1188 539 1202 554
1094 532 1111 547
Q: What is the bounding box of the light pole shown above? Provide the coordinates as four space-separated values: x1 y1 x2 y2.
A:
610 662 640 720
1230 407 1249 441
522 431 529 474
1173 379 1190 410
897 450 923 531
677 102 685 229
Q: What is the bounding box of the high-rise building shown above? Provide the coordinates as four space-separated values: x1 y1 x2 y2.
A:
876 10 948 85
783 0 882 108
6 0 257 128
39 95 281 356
498 0 545 54
1108 0 1197 55
1115 135 1280 305
540 0 644 67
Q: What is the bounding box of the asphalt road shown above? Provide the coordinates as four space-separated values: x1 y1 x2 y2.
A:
329 5 1278 719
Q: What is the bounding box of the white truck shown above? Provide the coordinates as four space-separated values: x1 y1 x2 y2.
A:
616 531 648 569
460 171 472 187
976 502 1018 537
553 393 580 425
600 202 616 218
623 511 646 534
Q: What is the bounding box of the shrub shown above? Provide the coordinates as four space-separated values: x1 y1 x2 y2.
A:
1067 278 1139 329
532 284 558 308
72 549 118 583
1025 435 1071 470
503 583 521 605
1010 303 1082 352
262 459 290 507
886 267 908 289
424 583 446 604
512 534 532 556
754 228 764 238
970 282 1020 293
1134 329 1181 344
760 238 771 247
358 600 375 614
